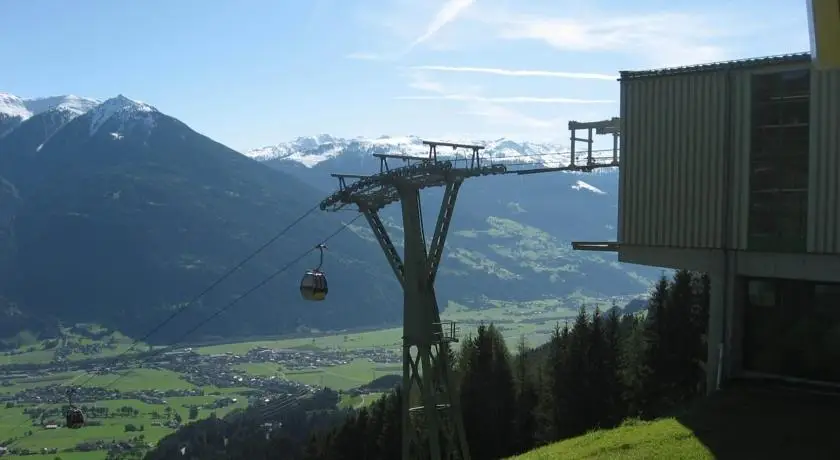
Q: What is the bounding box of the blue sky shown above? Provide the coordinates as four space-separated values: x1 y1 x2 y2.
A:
2 0 811 151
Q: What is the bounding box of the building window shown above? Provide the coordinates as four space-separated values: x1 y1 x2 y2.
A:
748 69 810 252
747 279 776 307
742 277 840 383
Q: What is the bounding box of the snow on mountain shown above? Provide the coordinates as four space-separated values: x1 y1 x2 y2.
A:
0 93 30 119
572 179 607 195
24 95 100 117
1 92 100 139
0 92 160 150
0 92 100 120
245 134 572 168
88 95 158 136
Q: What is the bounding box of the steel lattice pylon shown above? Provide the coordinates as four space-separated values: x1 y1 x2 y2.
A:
321 141 499 460
320 122 621 459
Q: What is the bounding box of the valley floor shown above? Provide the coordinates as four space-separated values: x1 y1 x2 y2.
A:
0 302 584 458
513 381 840 460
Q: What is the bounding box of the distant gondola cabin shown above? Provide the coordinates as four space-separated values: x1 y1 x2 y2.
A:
300 270 328 301
66 406 85 429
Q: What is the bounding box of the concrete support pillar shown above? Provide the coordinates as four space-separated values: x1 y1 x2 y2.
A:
706 272 727 394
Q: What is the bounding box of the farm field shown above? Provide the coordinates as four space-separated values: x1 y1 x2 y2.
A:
196 299 596 357
0 300 605 457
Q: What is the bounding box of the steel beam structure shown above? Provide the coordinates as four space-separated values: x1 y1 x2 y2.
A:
571 241 620 252
319 124 620 459
321 142 497 460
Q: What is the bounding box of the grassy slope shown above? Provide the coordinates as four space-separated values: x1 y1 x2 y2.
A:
514 418 711 460
514 382 840 460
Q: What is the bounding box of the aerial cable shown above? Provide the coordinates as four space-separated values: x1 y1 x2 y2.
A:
98 214 361 393
4 215 358 445
1 202 324 442
68 202 322 390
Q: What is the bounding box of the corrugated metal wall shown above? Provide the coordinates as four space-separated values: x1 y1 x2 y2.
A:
808 69 840 254
618 72 750 249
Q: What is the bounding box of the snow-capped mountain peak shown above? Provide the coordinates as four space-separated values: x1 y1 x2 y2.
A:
24 95 100 116
1 92 102 139
0 92 30 119
89 95 158 136
293 134 340 150
244 134 571 169
0 92 100 120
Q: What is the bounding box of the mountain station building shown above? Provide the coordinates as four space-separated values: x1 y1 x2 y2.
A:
610 52 840 392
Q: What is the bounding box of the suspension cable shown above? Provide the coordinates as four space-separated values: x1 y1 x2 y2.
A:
68 203 321 388
1 202 326 443
91 214 360 400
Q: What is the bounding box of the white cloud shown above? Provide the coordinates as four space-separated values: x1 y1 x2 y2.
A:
346 0 477 60
406 0 476 50
399 70 576 131
489 11 736 67
410 65 617 80
349 2 761 68
395 95 614 104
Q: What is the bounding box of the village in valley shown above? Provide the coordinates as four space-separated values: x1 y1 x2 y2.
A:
0 300 580 458
0 326 403 458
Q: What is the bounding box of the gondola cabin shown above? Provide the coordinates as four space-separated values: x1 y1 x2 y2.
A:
66 406 85 429
300 270 328 301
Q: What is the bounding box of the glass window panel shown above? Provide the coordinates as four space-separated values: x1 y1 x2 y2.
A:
749 69 810 252
743 278 840 383
782 99 809 124
750 157 808 191
780 69 811 96
748 199 778 236
748 279 777 307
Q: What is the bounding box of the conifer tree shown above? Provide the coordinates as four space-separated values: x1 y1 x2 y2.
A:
546 322 570 441
375 388 401 460
551 306 592 437
668 269 699 404
639 275 670 416
513 335 538 454
459 324 517 459
603 307 626 426
586 307 610 428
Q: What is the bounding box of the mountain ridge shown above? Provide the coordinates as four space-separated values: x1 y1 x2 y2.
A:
245 134 573 169
0 91 652 345
0 92 401 343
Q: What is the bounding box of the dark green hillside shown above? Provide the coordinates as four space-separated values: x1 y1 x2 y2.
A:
0 103 399 342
